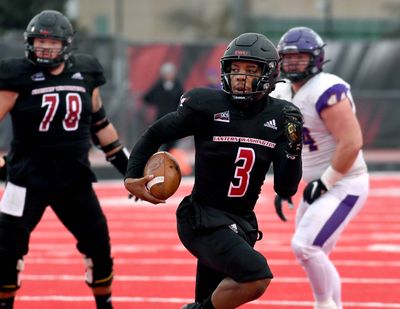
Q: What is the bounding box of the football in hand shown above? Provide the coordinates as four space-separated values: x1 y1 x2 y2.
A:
144 151 182 200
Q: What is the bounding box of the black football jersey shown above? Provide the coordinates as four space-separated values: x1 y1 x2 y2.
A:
126 88 302 214
0 54 105 189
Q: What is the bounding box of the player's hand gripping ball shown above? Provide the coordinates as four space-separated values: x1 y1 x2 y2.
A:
144 151 181 200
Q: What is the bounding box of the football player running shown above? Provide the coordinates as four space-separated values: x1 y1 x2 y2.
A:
0 10 129 309
125 33 303 309
271 27 369 309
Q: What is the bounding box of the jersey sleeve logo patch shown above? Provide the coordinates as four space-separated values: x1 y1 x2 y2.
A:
214 111 230 123
31 72 45 81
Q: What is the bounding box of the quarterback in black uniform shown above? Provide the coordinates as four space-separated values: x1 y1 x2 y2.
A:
125 33 303 309
0 10 128 309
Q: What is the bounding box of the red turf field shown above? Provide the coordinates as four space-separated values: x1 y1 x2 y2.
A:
1 173 400 308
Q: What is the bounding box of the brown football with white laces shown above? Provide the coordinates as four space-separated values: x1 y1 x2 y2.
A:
143 151 181 200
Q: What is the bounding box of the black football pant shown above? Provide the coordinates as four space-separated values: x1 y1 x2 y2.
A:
0 182 113 291
176 197 273 302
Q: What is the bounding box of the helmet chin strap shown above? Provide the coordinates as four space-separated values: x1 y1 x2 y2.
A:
252 77 270 100
233 77 269 107
251 78 259 92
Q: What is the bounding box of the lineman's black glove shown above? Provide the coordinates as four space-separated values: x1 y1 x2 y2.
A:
274 195 294 222
283 105 303 159
303 179 328 204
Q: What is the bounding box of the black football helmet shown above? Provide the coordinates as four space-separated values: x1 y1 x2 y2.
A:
221 32 280 108
277 27 325 82
24 10 74 67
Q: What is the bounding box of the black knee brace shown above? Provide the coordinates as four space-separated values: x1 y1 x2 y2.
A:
0 213 29 292
84 256 114 288
0 213 30 256
76 216 113 288
0 254 24 292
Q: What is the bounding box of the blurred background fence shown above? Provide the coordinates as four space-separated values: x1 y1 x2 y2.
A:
1 0 400 174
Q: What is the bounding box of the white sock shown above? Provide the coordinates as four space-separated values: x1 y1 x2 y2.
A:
300 250 333 301
292 241 342 308
326 258 342 309
314 298 337 309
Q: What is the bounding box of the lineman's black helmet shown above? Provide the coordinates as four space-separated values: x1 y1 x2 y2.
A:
24 10 74 67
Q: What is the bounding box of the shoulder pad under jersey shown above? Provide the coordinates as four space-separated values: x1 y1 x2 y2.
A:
179 87 227 111
67 53 104 75
0 58 35 82
269 95 291 108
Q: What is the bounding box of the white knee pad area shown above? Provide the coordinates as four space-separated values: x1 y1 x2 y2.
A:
291 239 322 262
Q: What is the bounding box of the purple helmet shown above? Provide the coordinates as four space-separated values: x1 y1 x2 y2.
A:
277 27 325 82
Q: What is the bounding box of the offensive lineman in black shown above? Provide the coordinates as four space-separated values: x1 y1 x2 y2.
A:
0 10 128 309
125 33 303 309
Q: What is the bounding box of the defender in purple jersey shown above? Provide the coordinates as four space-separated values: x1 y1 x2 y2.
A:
271 27 369 309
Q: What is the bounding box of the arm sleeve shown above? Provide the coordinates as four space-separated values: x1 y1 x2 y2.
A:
272 141 302 198
125 98 198 179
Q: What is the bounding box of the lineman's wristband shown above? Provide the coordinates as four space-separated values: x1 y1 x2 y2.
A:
106 147 129 176
320 166 343 190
